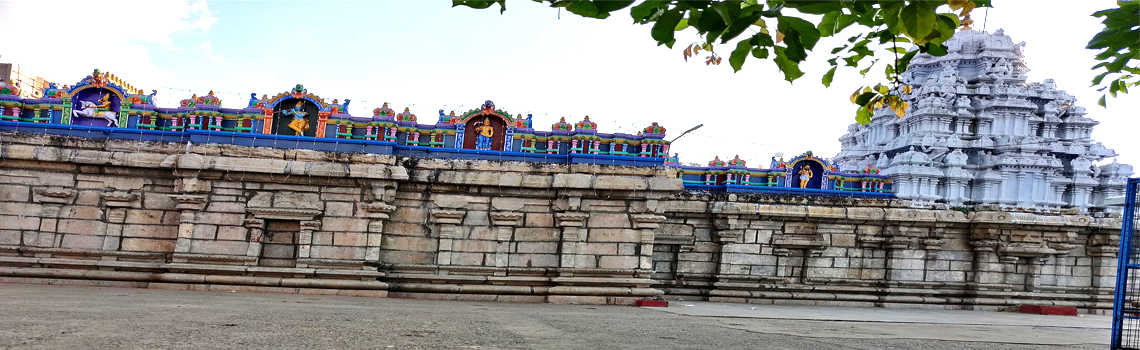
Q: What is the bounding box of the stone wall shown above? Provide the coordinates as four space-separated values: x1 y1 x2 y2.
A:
0 131 1123 311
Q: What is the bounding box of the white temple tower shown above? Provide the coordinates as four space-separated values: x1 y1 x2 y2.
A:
834 29 1132 212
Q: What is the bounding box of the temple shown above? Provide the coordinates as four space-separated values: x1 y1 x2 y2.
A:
0 29 1128 311
834 29 1133 212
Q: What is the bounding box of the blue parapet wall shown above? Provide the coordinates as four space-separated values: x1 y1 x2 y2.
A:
0 121 893 198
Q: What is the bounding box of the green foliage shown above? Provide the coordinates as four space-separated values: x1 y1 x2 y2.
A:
452 0 1130 122
1087 0 1139 107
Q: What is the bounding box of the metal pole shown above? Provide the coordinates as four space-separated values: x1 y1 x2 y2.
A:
669 123 704 143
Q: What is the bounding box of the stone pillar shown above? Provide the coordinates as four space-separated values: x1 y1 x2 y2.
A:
712 215 745 277
855 226 885 280
30 188 75 249
1089 244 1120 289
489 211 524 269
631 214 666 270
970 240 1004 286
297 220 321 262
361 202 396 262
244 218 265 263
100 192 139 253
555 211 589 268
171 195 208 254
431 209 467 266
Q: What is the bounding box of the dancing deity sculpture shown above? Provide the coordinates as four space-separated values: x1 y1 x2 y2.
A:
282 101 309 136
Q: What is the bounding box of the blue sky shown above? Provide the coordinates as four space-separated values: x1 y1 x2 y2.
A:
1 0 1136 167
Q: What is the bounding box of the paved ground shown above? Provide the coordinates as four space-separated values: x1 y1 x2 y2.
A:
0 283 1110 349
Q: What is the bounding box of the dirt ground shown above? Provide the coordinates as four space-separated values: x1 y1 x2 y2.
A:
0 283 1108 350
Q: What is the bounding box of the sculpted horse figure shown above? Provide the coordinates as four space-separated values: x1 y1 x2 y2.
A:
73 100 119 127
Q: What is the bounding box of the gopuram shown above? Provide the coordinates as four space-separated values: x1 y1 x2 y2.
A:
0 29 1128 313
835 29 1132 212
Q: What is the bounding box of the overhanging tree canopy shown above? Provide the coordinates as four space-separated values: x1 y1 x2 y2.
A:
454 0 1139 123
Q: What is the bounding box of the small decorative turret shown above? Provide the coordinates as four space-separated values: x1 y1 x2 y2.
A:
373 102 395 117
708 156 727 167
728 155 746 167
397 107 417 122
575 115 597 130
551 117 573 132
643 122 666 136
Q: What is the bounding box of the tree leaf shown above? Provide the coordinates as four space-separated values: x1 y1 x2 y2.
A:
652 9 684 48
900 2 935 43
675 18 689 30
630 0 668 23
729 39 753 72
566 1 603 19
773 46 805 82
752 47 769 59
856 106 872 124
822 66 837 87
722 14 762 43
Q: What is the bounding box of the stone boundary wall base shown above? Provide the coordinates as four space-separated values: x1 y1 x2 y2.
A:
0 131 1124 311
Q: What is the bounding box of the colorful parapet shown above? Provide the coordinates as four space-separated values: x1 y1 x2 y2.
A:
0 70 670 167
675 152 894 197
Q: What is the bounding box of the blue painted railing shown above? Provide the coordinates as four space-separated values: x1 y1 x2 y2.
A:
1113 178 1140 349
0 121 663 167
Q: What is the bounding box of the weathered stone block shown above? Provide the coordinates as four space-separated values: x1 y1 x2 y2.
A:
0 184 31 202
391 207 428 223
593 176 647 190
121 238 175 252
60 233 105 249
124 209 164 225
588 213 630 228
56 219 102 235
190 240 248 256
321 217 369 232
580 242 617 255
62 206 104 220
378 250 434 264
381 235 437 252
450 252 487 266
514 228 560 242
0 229 21 245
206 202 246 214
551 173 592 189
384 222 429 236
217 226 248 241
195 212 244 226
324 201 356 217
121 224 178 239
453 239 497 252
0 215 40 231
509 253 559 268
192 224 218 239
310 245 365 260
597 256 638 269
588 229 639 242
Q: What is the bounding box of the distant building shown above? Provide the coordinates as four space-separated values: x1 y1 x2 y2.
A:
0 63 48 99
834 29 1133 213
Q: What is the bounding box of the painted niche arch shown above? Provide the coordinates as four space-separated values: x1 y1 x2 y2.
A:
270 98 321 137
788 157 826 189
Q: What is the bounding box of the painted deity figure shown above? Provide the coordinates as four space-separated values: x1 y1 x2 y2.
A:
797 166 813 188
282 101 309 136
475 117 494 150
73 93 119 127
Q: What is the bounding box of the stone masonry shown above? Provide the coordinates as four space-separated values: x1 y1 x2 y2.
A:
0 131 1122 311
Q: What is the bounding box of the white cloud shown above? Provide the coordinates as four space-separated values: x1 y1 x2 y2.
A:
199 41 224 63
0 0 217 90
